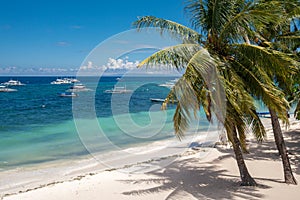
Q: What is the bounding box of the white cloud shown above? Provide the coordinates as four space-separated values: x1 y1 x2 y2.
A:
103 58 139 70
79 61 100 70
78 57 183 76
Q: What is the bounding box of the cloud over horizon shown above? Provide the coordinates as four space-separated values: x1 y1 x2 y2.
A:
79 58 139 72
0 57 181 76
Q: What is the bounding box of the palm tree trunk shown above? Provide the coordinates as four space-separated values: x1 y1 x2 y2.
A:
269 108 297 185
231 127 257 186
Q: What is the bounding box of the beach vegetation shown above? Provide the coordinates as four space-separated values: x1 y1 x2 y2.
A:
134 0 299 186
252 0 300 185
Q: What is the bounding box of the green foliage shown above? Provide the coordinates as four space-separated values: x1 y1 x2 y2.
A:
133 0 299 149
133 16 203 43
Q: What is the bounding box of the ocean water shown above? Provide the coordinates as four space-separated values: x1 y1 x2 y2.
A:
0 76 208 170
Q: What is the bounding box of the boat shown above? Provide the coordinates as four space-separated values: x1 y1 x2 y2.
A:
158 78 179 89
59 92 78 97
104 85 132 94
150 98 166 103
66 83 92 92
51 78 72 85
68 78 80 83
0 85 17 92
150 98 178 103
257 111 270 118
158 82 175 89
2 80 25 86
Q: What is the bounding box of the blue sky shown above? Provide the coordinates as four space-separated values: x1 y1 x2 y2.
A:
0 0 189 75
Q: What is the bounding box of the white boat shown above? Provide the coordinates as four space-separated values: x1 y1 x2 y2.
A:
150 98 178 103
104 85 132 94
150 98 166 103
2 80 25 86
66 84 92 92
59 92 78 97
51 78 72 85
0 85 17 92
69 78 80 83
68 78 80 83
158 78 179 89
158 82 175 89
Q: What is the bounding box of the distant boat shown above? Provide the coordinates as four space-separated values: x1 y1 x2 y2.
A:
51 78 79 85
150 98 178 103
0 85 17 92
104 85 132 94
158 78 179 89
59 92 78 97
257 111 270 117
158 82 175 89
66 83 92 92
2 80 25 86
51 78 71 85
69 78 80 83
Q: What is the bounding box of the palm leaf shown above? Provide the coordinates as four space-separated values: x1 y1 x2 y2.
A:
229 58 289 123
133 16 204 43
138 43 202 70
171 78 199 139
294 100 300 120
218 1 283 43
233 44 298 81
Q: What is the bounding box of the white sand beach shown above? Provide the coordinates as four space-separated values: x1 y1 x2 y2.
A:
1 117 300 200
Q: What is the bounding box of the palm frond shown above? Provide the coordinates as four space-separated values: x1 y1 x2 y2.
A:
185 0 244 35
248 112 266 142
233 44 298 81
229 58 289 123
219 1 284 43
275 34 300 52
223 67 266 144
133 16 203 43
138 44 202 70
186 48 226 122
171 78 199 139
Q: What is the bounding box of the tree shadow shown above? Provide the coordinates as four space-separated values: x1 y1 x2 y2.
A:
284 129 300 175
120 125 299 199
217 140 280 163
120 157 267 200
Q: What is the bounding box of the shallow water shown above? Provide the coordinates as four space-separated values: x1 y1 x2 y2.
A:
0 76 207 170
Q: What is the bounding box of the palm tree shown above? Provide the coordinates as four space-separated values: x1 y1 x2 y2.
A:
133 0 297 186
252 0 300 184
292 75 300 119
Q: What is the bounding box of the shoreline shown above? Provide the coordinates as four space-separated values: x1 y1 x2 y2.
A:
1 117 299 199
0 129 217 198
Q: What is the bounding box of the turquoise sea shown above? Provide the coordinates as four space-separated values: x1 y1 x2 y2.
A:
0 76 210 171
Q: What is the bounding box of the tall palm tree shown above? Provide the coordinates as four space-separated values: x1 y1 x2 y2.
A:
133 0 297 186
253 0 300 184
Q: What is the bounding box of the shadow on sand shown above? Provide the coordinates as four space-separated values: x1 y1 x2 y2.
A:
120 127 299 199
120 157 267 199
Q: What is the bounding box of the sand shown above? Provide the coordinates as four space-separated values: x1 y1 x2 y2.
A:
1 118 300 200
